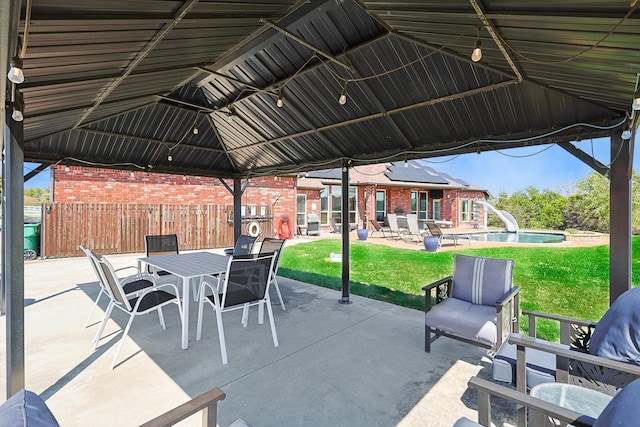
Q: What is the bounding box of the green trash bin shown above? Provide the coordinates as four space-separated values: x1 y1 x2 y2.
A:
24 223 41 260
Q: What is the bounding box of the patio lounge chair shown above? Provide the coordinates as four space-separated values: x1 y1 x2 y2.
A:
94 255 183 369
494 287 640 396
196 253 278 365
424 220 467 247
369 219 391 238
329 217 356 233
404 213 428 243
386 213 406 240
423 254 520 352
456 376 640 427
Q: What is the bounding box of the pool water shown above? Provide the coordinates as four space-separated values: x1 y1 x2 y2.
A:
466 231 565 244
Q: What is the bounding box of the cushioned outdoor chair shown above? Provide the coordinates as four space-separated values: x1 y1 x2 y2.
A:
386 213 406 240
456 376 640 427
423 254 520 353
404 213 428 243
196 253 278 365
494 287 640 396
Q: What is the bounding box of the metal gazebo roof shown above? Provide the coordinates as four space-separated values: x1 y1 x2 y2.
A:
2 0 638 178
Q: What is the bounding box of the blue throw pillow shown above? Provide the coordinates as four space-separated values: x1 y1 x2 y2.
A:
590 287 640 365
593 378 640 426
0 389 60 426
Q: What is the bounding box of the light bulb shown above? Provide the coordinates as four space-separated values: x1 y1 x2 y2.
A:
622 122 632 140
471 40 482 62
277 90 284 108
227 112 234 123
64 166 70 172
7 56 24 84
193 126 198 135
12 109 23 122
167 153 173 162
404 160 408 168
339 94 347 105
633 88 640 111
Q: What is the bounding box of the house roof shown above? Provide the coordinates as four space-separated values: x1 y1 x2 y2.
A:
298 160 488 192
2 1 638 179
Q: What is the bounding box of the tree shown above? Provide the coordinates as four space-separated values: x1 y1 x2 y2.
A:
24 187 50 205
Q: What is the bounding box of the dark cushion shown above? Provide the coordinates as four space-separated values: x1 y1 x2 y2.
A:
593 378 640 427
493 340 558 389
590 287 640 365
0 389 60 426
452 254 514 305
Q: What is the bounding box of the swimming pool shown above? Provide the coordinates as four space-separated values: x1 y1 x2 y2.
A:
466 231 566 244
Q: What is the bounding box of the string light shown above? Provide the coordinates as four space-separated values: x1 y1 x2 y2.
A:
7 56 24 84
167 149 173 162
471 25 482 62
621 120 632 140
277 88 284 108
192 120 199 134
339 81 348 105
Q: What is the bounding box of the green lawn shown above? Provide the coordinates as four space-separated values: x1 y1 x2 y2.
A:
278 237 640 341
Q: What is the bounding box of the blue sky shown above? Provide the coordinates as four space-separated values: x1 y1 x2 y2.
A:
24 136 637 195
424 136 638 196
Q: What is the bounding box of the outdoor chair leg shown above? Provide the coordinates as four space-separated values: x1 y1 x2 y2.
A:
272 277 285 310
215 309 228 365
266 297 279 347
157 307 166 329
94 303 114 349
85 289 105 328
111 314 135 369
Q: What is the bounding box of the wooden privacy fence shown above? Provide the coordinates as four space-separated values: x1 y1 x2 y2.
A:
41 203 274 258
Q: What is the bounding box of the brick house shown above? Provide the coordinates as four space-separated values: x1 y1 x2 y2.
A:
51 160 488 235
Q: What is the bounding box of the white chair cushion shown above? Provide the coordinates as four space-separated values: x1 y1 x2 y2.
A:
425 297 497 346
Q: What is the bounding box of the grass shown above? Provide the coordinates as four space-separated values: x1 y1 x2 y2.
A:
278 237 640 341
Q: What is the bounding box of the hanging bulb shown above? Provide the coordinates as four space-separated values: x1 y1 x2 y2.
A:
339 82 348 105
277 89 284 108
64 166 70 172
622 121 632 140
633 88 640 111
471 39 482 62
12 109 23 122
7 56 24 84
167 150 173 162
193 124 199 135
404 160 408 168
226 107 235 123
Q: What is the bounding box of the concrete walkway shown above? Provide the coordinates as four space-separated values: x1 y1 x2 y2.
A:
0 245 519 426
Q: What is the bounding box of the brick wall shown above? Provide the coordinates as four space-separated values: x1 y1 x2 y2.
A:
52 166 297 228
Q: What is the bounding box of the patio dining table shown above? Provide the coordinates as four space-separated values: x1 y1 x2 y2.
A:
137 251 230 349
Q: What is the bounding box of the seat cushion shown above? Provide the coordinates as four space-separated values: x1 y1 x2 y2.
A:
425 297 497 346
0 389 60 427
493 339 558 389
451 254 514 305
452 417 482 427
590 287 640 365
593 378 640 427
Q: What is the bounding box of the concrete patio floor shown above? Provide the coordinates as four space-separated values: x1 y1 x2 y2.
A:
0 240 523 426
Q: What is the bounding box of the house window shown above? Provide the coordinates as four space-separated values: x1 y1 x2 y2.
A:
296 194 307 226
461 199 470 222
376 190 386 222
433 199 441 221
320 185 357 225
411 191 428 221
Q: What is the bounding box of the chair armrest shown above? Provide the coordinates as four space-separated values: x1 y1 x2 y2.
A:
115 265 141 274
522 310 597 345
422 276 452 293
508 333 640 389
467 376 596 427
496 286 520 308
422 276 453 313
120 272 156 287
